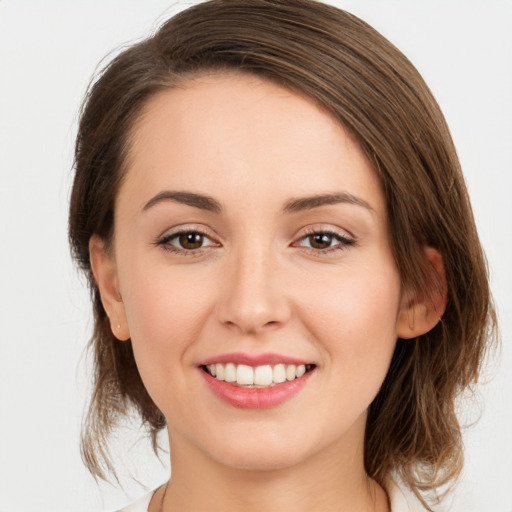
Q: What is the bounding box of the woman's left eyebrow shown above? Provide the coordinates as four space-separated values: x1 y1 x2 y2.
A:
282 192 375 214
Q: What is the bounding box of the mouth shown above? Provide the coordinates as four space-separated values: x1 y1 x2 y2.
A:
201 362 316 388
199 357 316 409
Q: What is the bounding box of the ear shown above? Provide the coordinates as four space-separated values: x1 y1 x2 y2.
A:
397 247 447 339
89 234 130 341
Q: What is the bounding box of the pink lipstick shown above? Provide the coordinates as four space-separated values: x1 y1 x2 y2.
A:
199 353 315 409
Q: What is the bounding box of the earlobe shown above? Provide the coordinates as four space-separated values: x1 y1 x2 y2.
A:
89 235 130 341
396 247 447 339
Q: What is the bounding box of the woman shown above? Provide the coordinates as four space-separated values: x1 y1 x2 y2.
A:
68 1 496 510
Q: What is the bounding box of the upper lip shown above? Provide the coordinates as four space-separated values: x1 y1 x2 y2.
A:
199 352 312 367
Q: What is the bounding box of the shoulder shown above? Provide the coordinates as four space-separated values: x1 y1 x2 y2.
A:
114 489 156 512
386 479 428 512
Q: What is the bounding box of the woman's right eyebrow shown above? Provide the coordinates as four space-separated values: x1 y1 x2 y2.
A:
142 190 222 214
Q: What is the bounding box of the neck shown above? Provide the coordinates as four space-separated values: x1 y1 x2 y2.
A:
153 422 389 512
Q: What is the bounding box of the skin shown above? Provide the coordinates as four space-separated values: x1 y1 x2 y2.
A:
90 73 445 512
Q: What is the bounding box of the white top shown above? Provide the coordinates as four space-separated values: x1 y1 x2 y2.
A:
116 479 427 512
116 490 153 512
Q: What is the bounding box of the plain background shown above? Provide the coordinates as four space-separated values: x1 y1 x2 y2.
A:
0 1 511 510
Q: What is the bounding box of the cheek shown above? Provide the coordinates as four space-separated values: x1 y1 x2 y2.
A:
119 261 214 399
299 260 402 375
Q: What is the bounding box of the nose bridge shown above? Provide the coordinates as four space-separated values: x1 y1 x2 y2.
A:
217 235 289 334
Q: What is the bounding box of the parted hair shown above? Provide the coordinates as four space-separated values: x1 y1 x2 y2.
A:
69 0 496 507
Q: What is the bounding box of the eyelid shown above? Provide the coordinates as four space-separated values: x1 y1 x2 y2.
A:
293 224 355 241
157 223 214 238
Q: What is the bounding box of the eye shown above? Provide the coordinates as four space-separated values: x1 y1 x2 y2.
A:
176 231 207 250
157 229 218 253
295 230 354 252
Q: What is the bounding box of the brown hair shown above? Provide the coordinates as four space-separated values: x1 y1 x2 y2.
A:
69 0 496 506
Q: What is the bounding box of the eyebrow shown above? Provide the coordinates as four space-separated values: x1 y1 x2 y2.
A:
142 190 222 213
282 192 374 214
142 190 374 216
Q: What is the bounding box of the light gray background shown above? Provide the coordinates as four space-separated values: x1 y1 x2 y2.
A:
0 1 511 511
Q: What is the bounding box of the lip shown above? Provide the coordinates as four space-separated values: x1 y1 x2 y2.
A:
199 356 314 409
200 352 311 367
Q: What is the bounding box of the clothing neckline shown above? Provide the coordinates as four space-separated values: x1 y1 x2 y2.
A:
117 478 428 512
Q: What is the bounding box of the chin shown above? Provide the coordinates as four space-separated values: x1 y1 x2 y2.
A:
214 445 306 472
200 426 316 472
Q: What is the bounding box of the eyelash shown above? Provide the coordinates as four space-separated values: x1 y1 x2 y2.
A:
155 228 355 256
155 227 218 256
293 229 355 254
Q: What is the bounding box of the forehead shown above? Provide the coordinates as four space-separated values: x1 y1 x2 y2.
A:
120 72 386 217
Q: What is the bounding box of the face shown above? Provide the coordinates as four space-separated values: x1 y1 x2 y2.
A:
97 73 408 472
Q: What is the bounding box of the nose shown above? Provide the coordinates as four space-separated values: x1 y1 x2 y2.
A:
216 244 291 335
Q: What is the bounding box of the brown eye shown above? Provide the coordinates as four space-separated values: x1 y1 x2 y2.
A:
308 233 334 249
157 229 218 254
178 232 204 249
294 230 354 253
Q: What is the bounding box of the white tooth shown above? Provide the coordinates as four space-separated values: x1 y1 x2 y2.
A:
254 365 273 386
286 364 297 381
208 364 216 377
296 364 306 378
224 362 236 382
215 363 225 381
236 364 254 385
273 364 286 384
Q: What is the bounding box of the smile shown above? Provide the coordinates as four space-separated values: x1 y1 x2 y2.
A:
203 363 315 388
199 355 316 409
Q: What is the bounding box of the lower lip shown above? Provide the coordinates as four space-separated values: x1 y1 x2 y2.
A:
200 369 312 409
